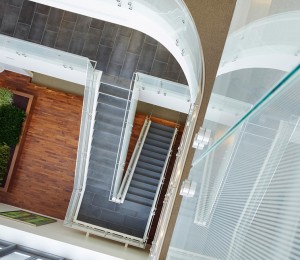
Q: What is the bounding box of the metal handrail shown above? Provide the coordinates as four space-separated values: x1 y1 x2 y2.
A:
116 118 152 203
108 78 136 201
149 103 198 259
143 127 179 243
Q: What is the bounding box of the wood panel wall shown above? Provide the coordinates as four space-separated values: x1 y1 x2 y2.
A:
0 71 83 220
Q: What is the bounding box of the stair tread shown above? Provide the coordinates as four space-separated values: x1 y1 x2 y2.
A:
148 127 174 139
144 138 170 150
135 167 161 180
138 154 165 167
130 180 157 193
95 111 124 126
127 186 156 200
140 149 166 162
125 193 153 207
94 121 122 136
133 174 160 186
99 83 130 99
98 93 127 109
151 122 175 133
96 102 126 117
136 160 163 173
143 143 168 156
146 132 172 145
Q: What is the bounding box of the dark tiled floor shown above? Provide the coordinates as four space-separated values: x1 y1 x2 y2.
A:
0 0 187 84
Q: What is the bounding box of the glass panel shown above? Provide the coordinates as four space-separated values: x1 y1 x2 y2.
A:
1 252 30 260
167 64 300 259
204 0 300 148
134 73 190 101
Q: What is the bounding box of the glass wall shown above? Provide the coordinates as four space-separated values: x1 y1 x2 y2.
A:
167 64 300 259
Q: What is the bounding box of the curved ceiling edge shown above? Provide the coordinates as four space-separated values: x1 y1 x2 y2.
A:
30 0 204 103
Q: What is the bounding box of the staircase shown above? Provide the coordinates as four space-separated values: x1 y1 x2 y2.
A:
125 122 176 209
76 83 177 246
85 83 130 191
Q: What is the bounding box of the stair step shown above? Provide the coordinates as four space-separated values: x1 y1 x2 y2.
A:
143 143 168 156
127 186 156 200
138 155 165 168
148 127 174 139
91 136 119 152
96 102 126 118
151 122 175 133
90 146 117 161
99 83 130 99
144 138 170 150
133 174 160 186
130 180 157 193
94 121 122 136
136 160 163 173
146 133 172 145
125 193 153 207
95 111 124 127
85 177 111 191
92 131 120 148
140 149 166 163
98 93 127 109
89 155 116 169
135 167 161 180
88 162 114 179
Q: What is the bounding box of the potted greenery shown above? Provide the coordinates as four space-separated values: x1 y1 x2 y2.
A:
0 88 26 188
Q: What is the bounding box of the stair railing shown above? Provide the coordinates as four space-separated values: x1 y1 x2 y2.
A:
115 118 152 203
109 76 139 201
142 127 179 243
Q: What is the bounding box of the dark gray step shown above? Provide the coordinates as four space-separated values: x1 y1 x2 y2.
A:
143 143 168 156
125 193 153 207
133 174 160 186
127 186 156 200
98 93 127 109
91 135 119 152
89 155 116 169
90 146 117 161
144 138 170 150
96 102 127 118
138 155 165 168
94 121 122 136
140 149 166 162
122 200 152 219
151 122 175 133
95 111 124 127
137 160 163 173
88 162 114 179
85 177 111 191
99 83 130 100
130 180 157 193
135 167 161 180
148 127 174 139
146 133 172 145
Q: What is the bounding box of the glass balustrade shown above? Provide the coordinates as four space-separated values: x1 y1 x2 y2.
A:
167 64 300 260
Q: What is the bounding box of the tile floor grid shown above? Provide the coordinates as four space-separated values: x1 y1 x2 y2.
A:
0 0 187 84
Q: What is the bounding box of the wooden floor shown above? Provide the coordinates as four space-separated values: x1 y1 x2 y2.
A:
0 71 83 220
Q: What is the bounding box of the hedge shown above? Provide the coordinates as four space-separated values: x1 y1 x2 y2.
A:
0 88 13 106
0 105 26 147
0 143 10 184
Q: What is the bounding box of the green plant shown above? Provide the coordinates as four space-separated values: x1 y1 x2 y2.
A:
0 143 10 184
0 88 13 106
0 105 26 147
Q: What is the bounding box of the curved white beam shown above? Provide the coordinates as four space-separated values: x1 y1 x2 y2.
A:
30 0 203 102
218 11 300 75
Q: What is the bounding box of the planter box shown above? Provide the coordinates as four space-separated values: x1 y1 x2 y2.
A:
0 90 34 192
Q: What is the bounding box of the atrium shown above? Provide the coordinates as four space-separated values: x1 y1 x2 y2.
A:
0 0 300 259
